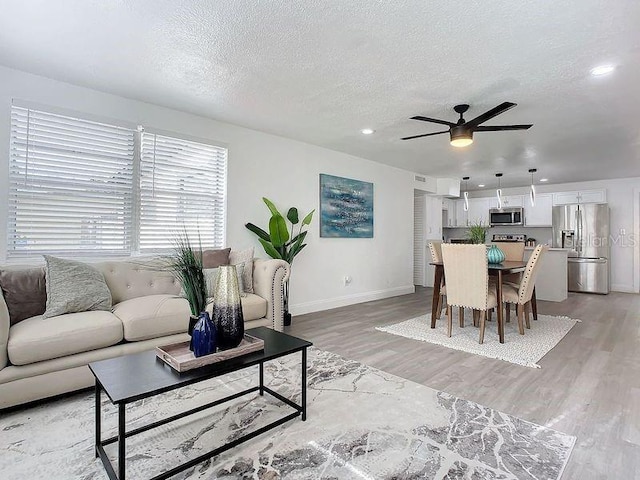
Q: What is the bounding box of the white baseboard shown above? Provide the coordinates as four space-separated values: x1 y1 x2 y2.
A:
290 285 416 316
611 284 637 293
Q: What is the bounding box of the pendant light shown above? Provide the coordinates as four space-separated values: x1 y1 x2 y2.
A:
529 168 537 206
462 176 470 211
495 173 503 209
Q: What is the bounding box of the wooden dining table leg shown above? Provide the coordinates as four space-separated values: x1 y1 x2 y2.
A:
531 287 538 320
431 265 443 328
496 270 505 343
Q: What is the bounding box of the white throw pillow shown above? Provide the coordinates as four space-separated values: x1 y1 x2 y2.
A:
229 248 254 294
203 264 245 298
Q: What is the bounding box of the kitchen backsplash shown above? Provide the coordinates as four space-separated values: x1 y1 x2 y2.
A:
443 226 553 245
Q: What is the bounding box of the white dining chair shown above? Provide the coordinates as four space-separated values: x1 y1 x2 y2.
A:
501 245 548 334
428 242 446 320
441 244 498 344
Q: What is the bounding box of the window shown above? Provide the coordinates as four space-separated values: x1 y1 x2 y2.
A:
7 105 227 259
139 132 226 252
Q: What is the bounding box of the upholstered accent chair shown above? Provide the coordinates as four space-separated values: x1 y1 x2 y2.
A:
441 244 497 344
428 241 446 319
501 245 548 334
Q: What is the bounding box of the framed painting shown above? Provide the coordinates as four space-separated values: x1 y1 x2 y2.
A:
319 174 374 238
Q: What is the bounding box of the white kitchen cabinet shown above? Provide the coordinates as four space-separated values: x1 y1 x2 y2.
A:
525 193 553 226
455 199 467 227
552 189 606 205
486 194 524 209
426 196 443 237
441 198 456 227
467 197 492 226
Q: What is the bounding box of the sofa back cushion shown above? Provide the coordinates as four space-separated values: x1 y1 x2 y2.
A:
97 260 181 304
0 267 47 325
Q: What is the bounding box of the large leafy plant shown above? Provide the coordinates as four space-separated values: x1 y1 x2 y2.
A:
245 198 314 266
245 198 314 319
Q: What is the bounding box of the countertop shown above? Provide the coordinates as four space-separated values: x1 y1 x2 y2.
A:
524 246 569 252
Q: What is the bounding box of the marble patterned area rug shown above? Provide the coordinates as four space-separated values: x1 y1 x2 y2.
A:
0 348 575 480
376 312 580 368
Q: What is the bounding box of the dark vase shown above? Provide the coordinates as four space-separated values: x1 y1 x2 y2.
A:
212 265 244 350
283 311 292 327
191 311 217 357
188 315 199 351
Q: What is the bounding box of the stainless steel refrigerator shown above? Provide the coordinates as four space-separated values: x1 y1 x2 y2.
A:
552 203 609 294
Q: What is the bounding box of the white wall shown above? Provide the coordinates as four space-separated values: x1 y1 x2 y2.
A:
465 179 640 293
0 66 415 315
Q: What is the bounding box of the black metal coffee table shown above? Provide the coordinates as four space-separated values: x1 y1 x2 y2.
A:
89 327 312 480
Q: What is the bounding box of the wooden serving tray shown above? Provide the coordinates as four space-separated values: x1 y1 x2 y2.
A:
156 334 265 373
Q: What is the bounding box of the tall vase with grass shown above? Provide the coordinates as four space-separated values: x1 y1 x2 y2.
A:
166 230 215 356
245 198 314 327
467 221 489 244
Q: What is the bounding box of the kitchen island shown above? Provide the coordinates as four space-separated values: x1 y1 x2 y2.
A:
524 246 568 302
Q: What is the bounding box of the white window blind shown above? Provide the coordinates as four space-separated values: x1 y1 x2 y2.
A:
139 132 227 252
8 106 135 258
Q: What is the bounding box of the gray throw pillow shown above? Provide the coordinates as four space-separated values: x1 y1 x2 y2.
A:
43 255 112 319
202 248 231 268
0 267 47 325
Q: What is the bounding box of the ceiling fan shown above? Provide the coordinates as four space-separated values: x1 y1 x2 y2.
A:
401 102 532 147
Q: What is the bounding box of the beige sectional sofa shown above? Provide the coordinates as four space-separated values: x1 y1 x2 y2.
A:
0 258 290 409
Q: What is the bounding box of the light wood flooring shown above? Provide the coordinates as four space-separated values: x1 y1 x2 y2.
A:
287 287 640 480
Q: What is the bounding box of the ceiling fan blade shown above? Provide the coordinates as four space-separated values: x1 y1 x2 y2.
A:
410 115 457 127
474 124 533 131
466 102 517 127
401 130 449 140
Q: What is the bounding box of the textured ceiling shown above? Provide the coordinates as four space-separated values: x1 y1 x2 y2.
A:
1 0 639 189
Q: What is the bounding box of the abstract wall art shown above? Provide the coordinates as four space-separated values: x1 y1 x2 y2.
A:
319 174 374 238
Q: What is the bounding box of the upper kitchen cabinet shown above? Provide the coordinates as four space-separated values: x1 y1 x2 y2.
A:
552 189 607 205
455 198 468 227
441 198 456 227
486 194 524 209
467 197 492 226
525 193 553 226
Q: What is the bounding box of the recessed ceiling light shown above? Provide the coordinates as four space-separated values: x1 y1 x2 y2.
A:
540 178 549 182
361 128 375 135
478 184 485 188
590 65 615 76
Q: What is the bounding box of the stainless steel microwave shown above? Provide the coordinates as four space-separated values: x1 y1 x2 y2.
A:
489 207 524 226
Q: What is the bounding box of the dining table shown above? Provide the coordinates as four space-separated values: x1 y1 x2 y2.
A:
429 260 532 344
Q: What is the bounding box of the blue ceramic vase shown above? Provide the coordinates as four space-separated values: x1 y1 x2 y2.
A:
191 311 217 357
487 244 506 264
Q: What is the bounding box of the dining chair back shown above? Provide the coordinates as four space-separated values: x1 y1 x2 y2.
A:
501 244 548 334
428 241 443 263
517 244 548 303
490 242 525 261
441 244 497 343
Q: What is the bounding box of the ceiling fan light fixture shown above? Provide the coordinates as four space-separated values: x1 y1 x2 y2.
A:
450 127 473 147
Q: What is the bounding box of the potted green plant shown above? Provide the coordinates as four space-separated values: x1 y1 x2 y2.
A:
245 198 314 326
467 221 489 244
165 229 207 319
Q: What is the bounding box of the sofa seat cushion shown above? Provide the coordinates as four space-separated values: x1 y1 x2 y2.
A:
205 293 267 322
8 311 123 366
241 294 268 321
112 295 190 341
